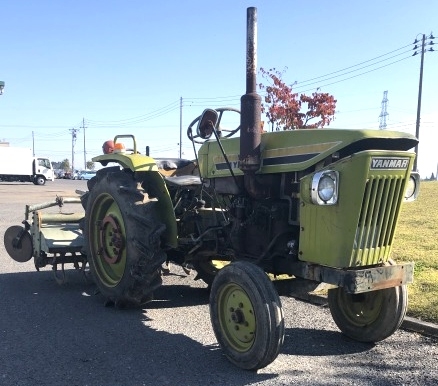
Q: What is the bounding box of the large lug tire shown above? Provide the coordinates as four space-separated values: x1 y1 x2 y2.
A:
328 285 408 342
209 261 285 370
80 167 119 211
84 170 167 307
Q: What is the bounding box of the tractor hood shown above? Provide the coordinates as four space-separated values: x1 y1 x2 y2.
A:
198 128 418 178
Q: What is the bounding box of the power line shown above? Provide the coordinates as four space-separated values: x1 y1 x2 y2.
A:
185 95 241 101
336 107 380 114
182 44 417 104
86 100 180 127
1 39 433 147
186 45 417 102
86 100 179 123
294 56 413 94
294 49 413 90
295 43 412 85
0 124 73 129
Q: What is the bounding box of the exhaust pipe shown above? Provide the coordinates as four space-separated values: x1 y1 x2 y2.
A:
239 7 261 173
239 7 268 199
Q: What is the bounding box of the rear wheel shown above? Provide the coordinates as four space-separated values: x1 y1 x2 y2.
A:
209 261 284 370
328 285 408 342
85 170 166 307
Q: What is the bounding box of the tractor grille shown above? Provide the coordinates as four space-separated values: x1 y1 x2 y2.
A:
352 175 405 265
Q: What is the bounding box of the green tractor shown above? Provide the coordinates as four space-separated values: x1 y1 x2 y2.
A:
83 7 419 369
4 7 420 371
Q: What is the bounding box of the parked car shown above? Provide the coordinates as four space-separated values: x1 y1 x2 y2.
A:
72 170 81 180
80 170 97 180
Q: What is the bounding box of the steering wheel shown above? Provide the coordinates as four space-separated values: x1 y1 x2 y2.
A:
187 107 241 144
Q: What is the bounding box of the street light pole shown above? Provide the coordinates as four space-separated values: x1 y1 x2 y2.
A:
0 81 5 95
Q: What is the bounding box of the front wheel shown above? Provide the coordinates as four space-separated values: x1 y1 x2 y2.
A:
328 285 408 342
85 170 167 307
34 176 46 185
209 261 284 370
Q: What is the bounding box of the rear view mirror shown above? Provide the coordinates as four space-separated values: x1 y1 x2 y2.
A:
197 109 218 139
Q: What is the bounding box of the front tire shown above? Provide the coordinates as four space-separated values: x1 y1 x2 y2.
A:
34 176 46 185
209 261 284 370
328 285 408 342
85 170 166 307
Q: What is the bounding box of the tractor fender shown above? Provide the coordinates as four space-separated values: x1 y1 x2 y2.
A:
92 152 178 248
92 153 159 172
92 153 178 249
135 170 178 249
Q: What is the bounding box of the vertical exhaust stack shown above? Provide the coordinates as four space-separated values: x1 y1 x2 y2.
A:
239 7 261 175
239 7 267 199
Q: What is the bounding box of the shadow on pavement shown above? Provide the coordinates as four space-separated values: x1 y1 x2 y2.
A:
0 270 278 386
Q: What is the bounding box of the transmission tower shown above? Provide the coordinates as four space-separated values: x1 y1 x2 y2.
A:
379 90 389 130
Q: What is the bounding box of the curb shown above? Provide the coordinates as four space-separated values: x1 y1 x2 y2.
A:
401 316 438 339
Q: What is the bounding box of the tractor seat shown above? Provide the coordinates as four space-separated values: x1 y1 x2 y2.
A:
164 175 202 187
155 158 199 177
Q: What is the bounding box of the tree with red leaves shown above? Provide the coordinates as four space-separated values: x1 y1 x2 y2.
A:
258 67 337 131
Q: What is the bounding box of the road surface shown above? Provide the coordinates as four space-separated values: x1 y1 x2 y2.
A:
0 180 437 386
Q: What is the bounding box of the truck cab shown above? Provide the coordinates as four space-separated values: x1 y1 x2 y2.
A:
34 157 55 183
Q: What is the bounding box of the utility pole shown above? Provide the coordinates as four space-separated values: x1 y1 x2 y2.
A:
179 97 183 158
412 32 435 172
70 128 79 173
81 118 87 169
378 91 388 130
32 131 35 156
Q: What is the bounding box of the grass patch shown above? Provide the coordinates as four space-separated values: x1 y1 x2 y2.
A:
407 268 438 323
392 180 438 323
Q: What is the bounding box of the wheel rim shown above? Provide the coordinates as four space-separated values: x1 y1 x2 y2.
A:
217 283 256 352
338 290 384 326
89 192 127 287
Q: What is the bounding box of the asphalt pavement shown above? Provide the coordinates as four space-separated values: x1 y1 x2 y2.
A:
1 180 437 386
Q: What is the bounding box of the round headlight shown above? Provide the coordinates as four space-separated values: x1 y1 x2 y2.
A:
311 170 339 205
405 176 417 200
318 175 336 202
404 174 419 201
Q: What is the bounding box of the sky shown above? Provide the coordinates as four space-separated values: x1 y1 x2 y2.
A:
0 0 437 178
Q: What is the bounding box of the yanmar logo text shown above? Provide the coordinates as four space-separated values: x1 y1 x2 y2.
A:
370 157 409 170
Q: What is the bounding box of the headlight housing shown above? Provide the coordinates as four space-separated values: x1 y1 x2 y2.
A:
404 172 420 202
311 170 339 205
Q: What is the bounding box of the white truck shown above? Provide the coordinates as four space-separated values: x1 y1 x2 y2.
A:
0 146 55 185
